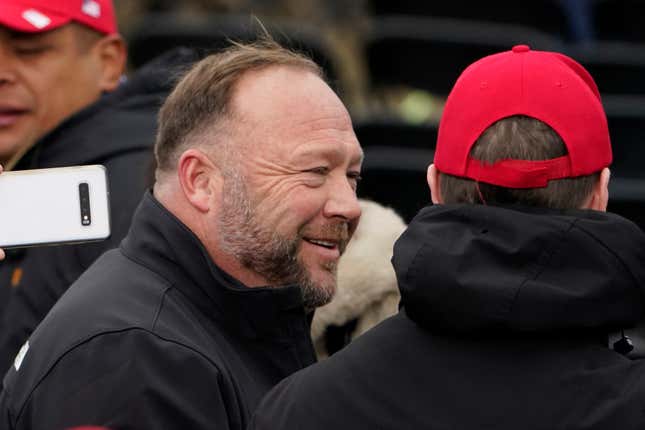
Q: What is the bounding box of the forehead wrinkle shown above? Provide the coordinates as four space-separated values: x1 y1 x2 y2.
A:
240 109 356 157
230 65 359 164
290 112 354 135
271 101 355 142
290 134 362 167
292 142 343 161
238 98 352 131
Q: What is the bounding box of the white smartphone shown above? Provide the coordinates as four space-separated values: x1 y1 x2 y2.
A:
0 165 111 248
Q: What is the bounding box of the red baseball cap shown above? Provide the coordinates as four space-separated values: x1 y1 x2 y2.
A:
434 45 612 188
0 0 117 35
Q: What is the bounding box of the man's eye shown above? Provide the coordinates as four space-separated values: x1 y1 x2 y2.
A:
307 167 329 175
348 172 362 183
348 172 362 188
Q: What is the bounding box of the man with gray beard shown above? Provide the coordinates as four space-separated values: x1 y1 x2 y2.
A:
0 38 363 430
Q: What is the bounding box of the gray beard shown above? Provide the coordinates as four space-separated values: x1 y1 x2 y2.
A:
217 172 336 309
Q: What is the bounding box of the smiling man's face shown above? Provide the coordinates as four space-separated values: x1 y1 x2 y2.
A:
0 24 105 164
216 65 363 308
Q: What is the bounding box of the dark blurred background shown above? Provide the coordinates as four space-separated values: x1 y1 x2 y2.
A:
115 0 645 228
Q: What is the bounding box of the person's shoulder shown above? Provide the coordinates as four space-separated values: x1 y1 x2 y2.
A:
1 248 176 385
251 313 414 429
61 247 174 321
1 327 225 429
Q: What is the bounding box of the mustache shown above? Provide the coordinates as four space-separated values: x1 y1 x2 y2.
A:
300 222 351 254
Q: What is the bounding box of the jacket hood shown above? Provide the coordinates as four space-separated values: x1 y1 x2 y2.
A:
16 47 199 169
393 204 645 335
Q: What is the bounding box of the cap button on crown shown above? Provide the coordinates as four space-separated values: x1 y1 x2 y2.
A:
512 45 531 53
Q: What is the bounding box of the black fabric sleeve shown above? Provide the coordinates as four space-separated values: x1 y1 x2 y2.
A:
12 329 235 430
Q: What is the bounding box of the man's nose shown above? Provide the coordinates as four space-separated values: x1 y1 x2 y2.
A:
323 175 362 222
0 45 17 85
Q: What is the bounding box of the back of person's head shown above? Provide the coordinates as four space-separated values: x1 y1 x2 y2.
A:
0 0 125 167
432 45 611 210
154 37 324 181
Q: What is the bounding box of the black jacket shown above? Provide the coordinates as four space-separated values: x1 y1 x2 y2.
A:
0 48 198 374
250 204 645 430
0 191 315 429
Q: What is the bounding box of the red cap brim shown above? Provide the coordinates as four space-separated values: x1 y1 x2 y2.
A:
0 3 70 33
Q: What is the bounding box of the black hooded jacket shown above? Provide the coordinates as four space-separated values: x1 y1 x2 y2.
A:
0 191 316 429
250 204 645 430
0 48 198 374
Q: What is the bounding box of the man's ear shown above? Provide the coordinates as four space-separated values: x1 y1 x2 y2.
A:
93 34 127 92
177 149 222 213
585 167 610 212
428 164 443 204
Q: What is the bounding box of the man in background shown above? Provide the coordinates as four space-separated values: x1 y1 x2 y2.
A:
0 0 195 372
0 39 362 429
250 45 645 429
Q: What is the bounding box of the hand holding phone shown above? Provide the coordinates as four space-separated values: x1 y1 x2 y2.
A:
0 165 111 249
